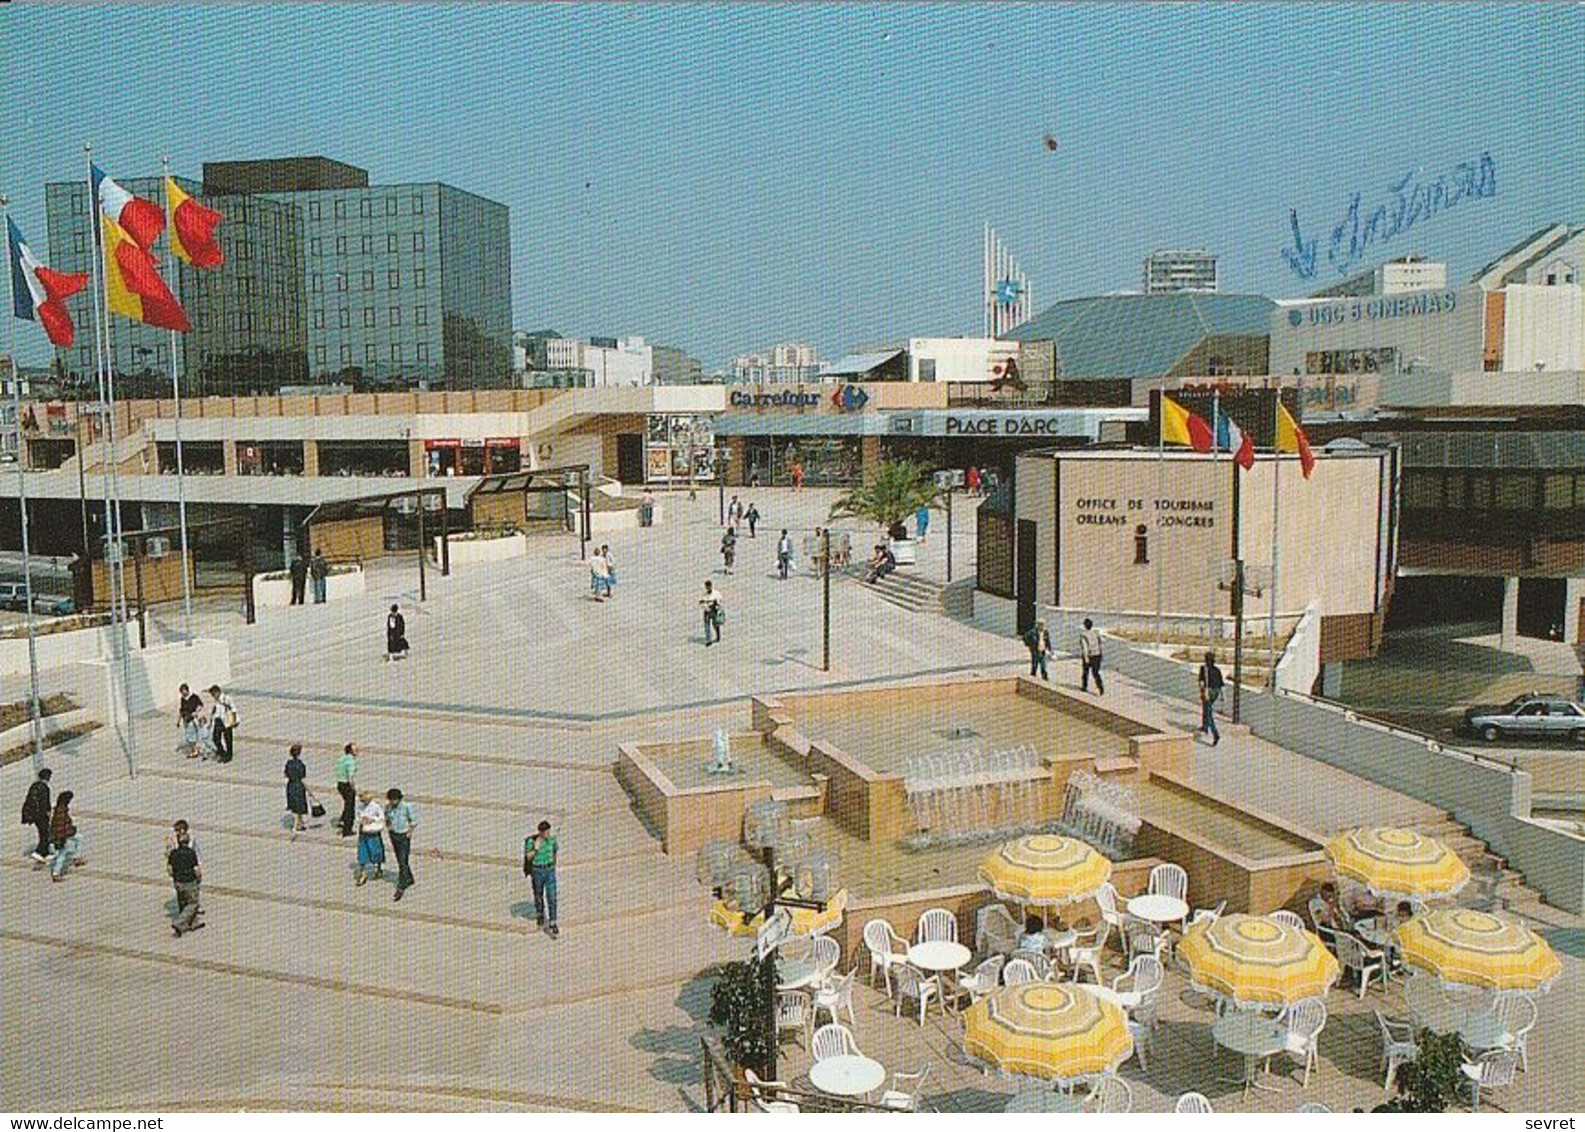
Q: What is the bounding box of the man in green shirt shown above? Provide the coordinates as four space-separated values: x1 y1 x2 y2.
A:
523 820 559 938
335 743 359 837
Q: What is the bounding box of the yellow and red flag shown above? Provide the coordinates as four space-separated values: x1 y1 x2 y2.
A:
1160 394 1214 452
103 211 190 332
1275 402 1315 479
165 177 224 269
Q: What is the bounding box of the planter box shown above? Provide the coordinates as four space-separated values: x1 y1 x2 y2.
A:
80 637 231 723
588 504 662 535
253 566 365 609
0 624 120 678
436 532 527 566
0 707 92 756
889 537 917 566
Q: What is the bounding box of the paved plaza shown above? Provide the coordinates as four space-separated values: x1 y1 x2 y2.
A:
2 487 1580 1112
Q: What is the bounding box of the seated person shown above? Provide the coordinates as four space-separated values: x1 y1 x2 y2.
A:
1018 914 1049 955
865 543 897 584
1309 882 1351 933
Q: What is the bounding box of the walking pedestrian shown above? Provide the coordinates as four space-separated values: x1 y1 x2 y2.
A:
700 580 723 646
790 461 805 492
385 604 409 661
726 494 742 530
284 744 309 833
600 545 616 594
176 684 204 758
720 527 736 574
1197 651 1224 746
166 828 204 936
966 465 981 497
208 685 237 762
21 767 52 864
1023 619 1051 681
588 546 610 601
309 549 329 604
385 788 417 901
639 488 656 528
335 742 359 837
776 529 793 580
744 502 760 539
915 502 931 544
288 552 309 606
48 791 80 881
164 818 198 859
355 791 386 886
524 819 559 937
1079 619 1105 695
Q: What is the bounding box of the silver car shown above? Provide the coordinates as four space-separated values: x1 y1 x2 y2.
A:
1464 694 1585 745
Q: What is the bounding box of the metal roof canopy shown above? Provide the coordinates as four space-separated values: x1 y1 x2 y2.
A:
302 484 449 529
464 464 591 502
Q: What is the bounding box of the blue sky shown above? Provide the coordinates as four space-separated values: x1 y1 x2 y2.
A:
3 3 1581 368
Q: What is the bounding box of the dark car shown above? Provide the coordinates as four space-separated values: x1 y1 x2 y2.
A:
1464 694 1585 745
0 583 30 611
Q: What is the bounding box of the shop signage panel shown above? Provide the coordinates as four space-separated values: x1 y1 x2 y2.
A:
929 412 1092 438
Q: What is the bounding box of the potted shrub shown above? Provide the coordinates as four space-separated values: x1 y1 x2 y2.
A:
1373 1030 1468 1112
828 458 942 568
707 957 774 1080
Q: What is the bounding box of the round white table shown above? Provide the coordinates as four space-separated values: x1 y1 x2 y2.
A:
1127 894 1189 924
1084 982 1142 1012
776 957 822 991
1213 1011 1288 1098
809 1054 886 1098
909 940 972 1015
1005 1090 1083 1113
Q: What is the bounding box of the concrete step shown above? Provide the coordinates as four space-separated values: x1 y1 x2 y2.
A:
1092 757 1140 777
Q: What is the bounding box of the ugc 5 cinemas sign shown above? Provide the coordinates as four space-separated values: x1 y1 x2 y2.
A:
1288 289 1458 328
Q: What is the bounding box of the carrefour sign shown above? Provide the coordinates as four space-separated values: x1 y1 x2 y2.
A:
1287 289 1458 328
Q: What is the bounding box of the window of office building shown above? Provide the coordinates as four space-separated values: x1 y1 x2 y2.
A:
415 343 429 362
362 271 374 291
338 308 350 328
414 305 428 326
412 194 425 215
359 199 372 218
361 234 372 255
386 197 398 216
308 200 322 220
313 309 325 329
1495 475 1535 511
412 232 425 252
316 346 327 365
391 343 403 363
334 200 346 219
238 240 253 261
389 306 401 326
388 270 400 289
413 268 426 290
73 232 86 253
335 235 347 255
340 345 351 364
365 344 378 363
334 273 347 292
310 237 322 256
1544 474 1574 510
387 233 399 254
309 274 323 293
363 308 376 328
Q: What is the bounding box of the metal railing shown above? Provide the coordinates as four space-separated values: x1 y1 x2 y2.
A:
1272 686 1524 774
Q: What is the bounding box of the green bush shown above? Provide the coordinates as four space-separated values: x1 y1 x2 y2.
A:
1376 1029 1468 1112
707 958 774 1075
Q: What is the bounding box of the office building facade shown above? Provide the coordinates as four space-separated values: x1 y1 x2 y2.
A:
1142 248 1219 294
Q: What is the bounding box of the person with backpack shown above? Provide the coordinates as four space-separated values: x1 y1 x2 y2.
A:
21 767 52 864
1023 620 1051 681
1197 651 1225 745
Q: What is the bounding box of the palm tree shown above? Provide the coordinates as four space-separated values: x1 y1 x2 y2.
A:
828 459 942 540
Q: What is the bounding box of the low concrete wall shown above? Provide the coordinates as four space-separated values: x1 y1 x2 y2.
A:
0 623 119 677
1273 603 1321 696
436 532 527 566
615 737 777 858
79 637 231 724
0 707 93 755
807 738 909 842
253 566 366 609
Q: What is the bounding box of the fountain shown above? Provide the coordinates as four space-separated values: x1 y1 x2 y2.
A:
704 727 737 776
1054 771 1142 860
900 743 1050 850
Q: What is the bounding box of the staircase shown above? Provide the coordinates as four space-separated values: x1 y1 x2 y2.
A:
844 566 944 614
1404 814 1550 919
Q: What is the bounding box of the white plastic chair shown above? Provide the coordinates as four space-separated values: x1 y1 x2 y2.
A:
1270 910 1307 933
862 918 909 994
960 954 1005 1003
1189 900 1226 930
890 964 938 1026
916 906 957 944
775 989 811 1051
1112 953 1164 1003
1123 915 1169 964
1374 1010 1419 1093
812 966 857 1030
1149 863 1189 902
744 1067 800 1112
976 903 1020 957
1086 1074 1132 1114
1127 1016 1153 1071
1002 957 1039 986
1274 998 1327 1087
1335 933 1387 998
1067 923 1111 984
879 1065 930 1111
1492 992 1537 1071
1461 1048 1519 1111
810 934 841 980
1174 1092 1214 1113
1012 948 1055 981
1095 882 1126 938
811 1022 859 1063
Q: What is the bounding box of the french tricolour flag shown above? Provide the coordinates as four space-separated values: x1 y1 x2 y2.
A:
92 164 165 248
1214 404 1256 470
8 218 89 347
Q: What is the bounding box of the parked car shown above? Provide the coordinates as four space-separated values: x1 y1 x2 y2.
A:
1464 694 1585 745
32 594 75 616
0 583 30 611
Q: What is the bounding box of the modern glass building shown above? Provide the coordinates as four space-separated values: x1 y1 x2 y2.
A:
44 176 308 397
43 157 512 394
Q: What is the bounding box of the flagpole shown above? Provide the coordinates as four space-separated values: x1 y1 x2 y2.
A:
0 195 47 771
160 156 193 641
1154 390 1164 647
1269 393 1284 672
85 145 135 778
1209 389 1222 645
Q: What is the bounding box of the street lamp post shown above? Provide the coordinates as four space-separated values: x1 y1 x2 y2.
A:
821 527 831 672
